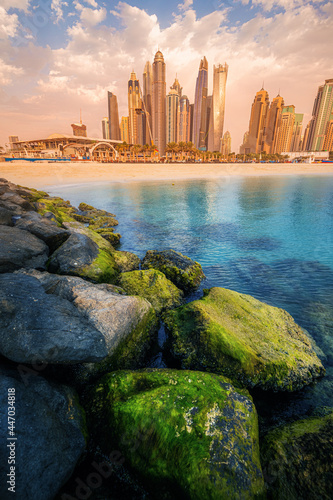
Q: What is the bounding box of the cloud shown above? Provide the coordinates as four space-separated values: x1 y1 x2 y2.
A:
0 7 19 39
1 0 30 11
51 1 68 22
79 7 107 26
0 58 23 85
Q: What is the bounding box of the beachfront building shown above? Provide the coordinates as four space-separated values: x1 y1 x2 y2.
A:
221 131 231 157
120 117 129 144
107 92 121 141
143 61 153 145
71 114 87 137
273 105 296 154
193 56 208 149
323 120 333 151
210 63 228 152
166 89 179 145
102 117 109 140
177 95 191 143
263 94 284 153
243 87 270 154
6 134 122 161
128 71 144 146
290 113 304 152
306 78 333 151
152 50 166 154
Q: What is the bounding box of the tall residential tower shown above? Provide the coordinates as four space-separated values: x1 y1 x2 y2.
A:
193 57 208 149
128 71 143 145
152 50 166 154
210 63 228 152
107 92 120 141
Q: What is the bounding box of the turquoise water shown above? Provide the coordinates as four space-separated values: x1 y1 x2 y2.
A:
47 175 333 429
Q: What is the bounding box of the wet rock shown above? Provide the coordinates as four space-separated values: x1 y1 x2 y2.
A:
14 211 69 252
0 368 87 500
48 232 99 275
141 249 205 293
163 287 325 392
119 269 183 314
113 250 140 272
88 369 265 500
261 412 333 500
0 225 48 272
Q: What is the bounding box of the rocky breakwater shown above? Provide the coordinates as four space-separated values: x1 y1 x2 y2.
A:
0 177 329 500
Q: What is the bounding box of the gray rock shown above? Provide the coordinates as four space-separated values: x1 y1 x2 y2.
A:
0 191 34 211
141 249 205 292
0 368 87 500
0 226 49 272
0 206 13 225
15 212 69 252
0 274 108 364
48 232 99 274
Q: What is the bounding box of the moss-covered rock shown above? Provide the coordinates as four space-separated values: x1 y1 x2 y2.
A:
88 369 265 500
95 228 121 246
119 269 184 314
163 287 325 392
113 250 140 272
141 249 205 293
261 412 333 499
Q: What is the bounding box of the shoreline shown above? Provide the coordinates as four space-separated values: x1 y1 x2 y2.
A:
1 161 333 188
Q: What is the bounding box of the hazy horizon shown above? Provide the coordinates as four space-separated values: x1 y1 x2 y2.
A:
0 0 332 151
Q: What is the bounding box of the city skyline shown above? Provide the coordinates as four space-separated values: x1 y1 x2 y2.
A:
0 1 332 150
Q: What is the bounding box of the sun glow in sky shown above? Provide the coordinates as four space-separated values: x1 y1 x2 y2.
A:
0 0 332 150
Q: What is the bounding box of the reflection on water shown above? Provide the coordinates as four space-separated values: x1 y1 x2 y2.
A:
48 175 333 429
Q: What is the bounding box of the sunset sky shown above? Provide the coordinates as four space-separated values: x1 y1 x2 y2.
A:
1 0 332 151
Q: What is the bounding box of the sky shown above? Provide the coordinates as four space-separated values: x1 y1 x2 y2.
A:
0 0 332 151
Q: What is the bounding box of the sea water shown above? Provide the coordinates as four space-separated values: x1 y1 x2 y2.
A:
47 174 333 430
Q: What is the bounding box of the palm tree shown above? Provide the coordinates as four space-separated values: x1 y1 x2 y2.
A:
166 142 178 162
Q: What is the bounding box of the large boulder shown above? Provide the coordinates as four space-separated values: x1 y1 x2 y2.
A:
0 225 48 272
163 287 325 392
261 412 333 499
88 369 265 500
141 249 205 293
113 250 140 272
119 269 183 314
14 211 69 252
0 273 108 364
0 368 87 500
9 271 158 378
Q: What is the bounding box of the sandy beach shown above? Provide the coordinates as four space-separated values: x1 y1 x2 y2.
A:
1 161 333 189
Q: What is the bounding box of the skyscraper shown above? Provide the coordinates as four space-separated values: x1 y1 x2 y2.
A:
307 78 333 151
107 92 120 141
211 63 228 152
128 71 143 145
102 117 109 140
290 113 303 152
120 116 129 143
166 89 179 145
323 120 333 151
263 94 284 153
152 50 166 154
170 76 182 97
273 105 295 154
143 61 153 145
244 87 270 154
221 131 231 156
177 95 191 143
193 56 208 148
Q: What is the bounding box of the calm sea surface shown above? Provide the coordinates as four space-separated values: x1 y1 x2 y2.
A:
47 175 333 429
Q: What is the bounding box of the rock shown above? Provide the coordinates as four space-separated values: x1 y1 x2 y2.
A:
163 287 325 392
0 191 34 211
16 270 158 378
0 368 87 500
0 226 49 272
0 206 13 225
0 273 108 364
141 249 205 293
48 232 99 275
113 250 140 272
88 369 265 500
119 269 183 315
14 212 69 252
95 228 121 246
261 412 333 500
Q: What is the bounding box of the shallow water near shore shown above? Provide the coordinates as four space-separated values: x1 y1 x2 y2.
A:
47 175 333 431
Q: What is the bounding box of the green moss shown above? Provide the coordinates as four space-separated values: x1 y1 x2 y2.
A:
163 287 325 391
113 250 140 272
95 228 121 246
80 248 119 284
88 215 118 229
261 412 333 500
119 269 183 314
88 369 265 500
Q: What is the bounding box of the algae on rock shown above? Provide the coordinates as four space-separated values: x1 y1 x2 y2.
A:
163 287 325 392
261 412 333 500
88 369 265 500
119 269 183 314
141 249 205 293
